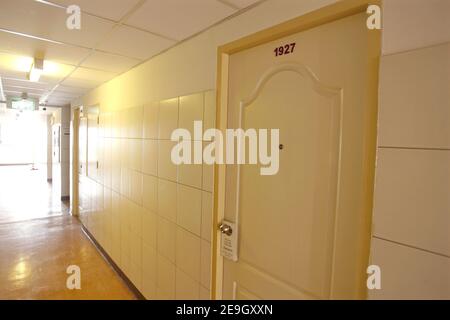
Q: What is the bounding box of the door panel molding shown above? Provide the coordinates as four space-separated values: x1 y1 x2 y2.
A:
241 62 341 107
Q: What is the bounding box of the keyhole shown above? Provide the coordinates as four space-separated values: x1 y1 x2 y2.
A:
279 144 284 150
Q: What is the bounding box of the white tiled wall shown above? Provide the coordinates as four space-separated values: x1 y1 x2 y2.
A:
370 238 450 299
370 42 450 299
79 90 216 300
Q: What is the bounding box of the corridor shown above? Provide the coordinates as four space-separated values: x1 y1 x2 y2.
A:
0 0 448 303
0 165 134 299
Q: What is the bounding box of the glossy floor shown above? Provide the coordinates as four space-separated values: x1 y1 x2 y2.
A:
0 165 135 300
0 165 68 224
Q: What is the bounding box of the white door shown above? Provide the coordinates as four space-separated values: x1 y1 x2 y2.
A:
220 12 376 300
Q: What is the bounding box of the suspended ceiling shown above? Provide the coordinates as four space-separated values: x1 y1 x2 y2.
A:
0 0 262 107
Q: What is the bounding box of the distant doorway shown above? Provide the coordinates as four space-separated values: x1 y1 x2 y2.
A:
0 109 68 224
0 165 69 224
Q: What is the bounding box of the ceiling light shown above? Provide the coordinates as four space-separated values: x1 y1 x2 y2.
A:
29 58 44 82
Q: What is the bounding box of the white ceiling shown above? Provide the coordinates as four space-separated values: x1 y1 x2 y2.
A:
0 0 262 107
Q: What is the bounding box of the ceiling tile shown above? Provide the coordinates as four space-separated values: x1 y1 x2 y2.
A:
0 31 90 66
61 67 116 89
221 0 261 9
3 85 46 96
0 0 114 48
1 78 53 91
126 0 236 41
96 25 175 60
50 90 81 100
81 51 141 73
51 0 142 22
0 69 28 81
46 97 71 106
55 84 87 96
3 89 41 98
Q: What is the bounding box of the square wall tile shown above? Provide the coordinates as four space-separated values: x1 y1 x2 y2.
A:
179 159 202 189
111 191 121 263
179 93 204 138
382 0 450 55
142 210 157 249
176 269 200 300
143 139 158 176
177 184 202 236
103 138 112 188
120 138 130 168
201 192 213 242
176 227 201 282
378 43 450 149
143 174 158 213
129 106 144 139
130 232 143 269
112 111 121 138
143 101 159 139
130 260 143 293
369 238 450 299
121 253 131 280
157 254 176 299
129 139 143 172
111 139 122 192
130 170 143 205
120 229 131 270
157 216 176 263
129 201 143 238
158 141 178 181
157 179 177 223
142 243 157 300
373 148 450 256
120 167 131 198
159 98 179 140
119 109 130 138
200 240 211 289
119 196 132 231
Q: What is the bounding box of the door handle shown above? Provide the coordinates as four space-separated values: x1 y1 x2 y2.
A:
219 223 233 236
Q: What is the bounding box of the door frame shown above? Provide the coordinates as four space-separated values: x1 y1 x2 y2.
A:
70 107 81 217
212 0 381 300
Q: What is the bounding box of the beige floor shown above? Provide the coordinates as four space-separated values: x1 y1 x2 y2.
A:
0 165 135 300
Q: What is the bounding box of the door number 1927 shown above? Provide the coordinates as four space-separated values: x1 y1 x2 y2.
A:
274 43 296 57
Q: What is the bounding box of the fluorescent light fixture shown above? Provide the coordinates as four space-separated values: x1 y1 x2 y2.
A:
29 58 44 82
6 95 38 111
0 77 5 101
0 28 64 45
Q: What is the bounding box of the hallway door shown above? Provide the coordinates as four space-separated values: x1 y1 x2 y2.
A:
78 116 88 223
217 10 379 300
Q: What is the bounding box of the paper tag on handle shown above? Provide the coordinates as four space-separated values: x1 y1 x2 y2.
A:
220 220 238 262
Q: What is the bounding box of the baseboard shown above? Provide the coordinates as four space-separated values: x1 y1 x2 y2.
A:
80 223 146 300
